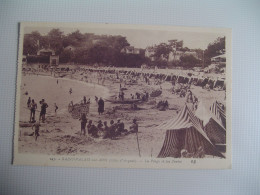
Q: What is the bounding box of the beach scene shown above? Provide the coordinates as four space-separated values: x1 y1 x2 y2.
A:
16 23 228 160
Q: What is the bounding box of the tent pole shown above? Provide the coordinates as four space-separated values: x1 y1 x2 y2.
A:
136 132 141 157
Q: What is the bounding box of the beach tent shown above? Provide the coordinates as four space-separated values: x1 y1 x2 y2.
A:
214 79 225 88
210 101 226 128
195 102 226 145
157 105 225 158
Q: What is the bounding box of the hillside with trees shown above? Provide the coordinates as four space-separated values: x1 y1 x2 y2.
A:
23 28 225 69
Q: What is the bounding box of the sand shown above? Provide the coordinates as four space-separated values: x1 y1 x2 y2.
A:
18 70 225 158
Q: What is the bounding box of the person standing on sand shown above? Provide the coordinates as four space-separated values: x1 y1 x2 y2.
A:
39 99 48 123
27 97 31 108
98 97 104 115
80 113 88 136
32 121 40 141
54 103 58 113
30 99 37 123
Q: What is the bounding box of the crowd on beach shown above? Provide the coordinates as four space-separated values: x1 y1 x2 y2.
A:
21 65 225 142
79 114 138 139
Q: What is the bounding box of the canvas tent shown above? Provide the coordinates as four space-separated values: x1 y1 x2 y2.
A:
195 101 226 145
210 101 226 128
157 105 225 158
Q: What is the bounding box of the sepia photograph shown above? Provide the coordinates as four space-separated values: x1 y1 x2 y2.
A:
13 22 231 169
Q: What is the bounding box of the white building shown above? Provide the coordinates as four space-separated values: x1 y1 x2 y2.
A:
121 46 140 54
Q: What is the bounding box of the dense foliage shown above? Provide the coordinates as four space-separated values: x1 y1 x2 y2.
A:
23 28 225 68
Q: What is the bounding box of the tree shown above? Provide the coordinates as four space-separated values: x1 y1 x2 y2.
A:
179 55 200 68
63 30 87 47
204 37 225 65
59 49 75 63
47 28 64 54
23 31 42 55
153 43 171 61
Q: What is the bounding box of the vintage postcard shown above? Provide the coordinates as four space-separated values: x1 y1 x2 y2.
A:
13 22 231 169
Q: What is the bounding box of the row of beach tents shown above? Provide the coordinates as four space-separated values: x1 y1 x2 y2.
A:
157 101 226 158
76 67 225 89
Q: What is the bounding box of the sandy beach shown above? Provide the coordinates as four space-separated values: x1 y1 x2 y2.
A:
18 69 225 158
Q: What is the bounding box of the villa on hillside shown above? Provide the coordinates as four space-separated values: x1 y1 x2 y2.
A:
121 46 141 54
145 46 155 61
211 53 226 65
37 48 55 56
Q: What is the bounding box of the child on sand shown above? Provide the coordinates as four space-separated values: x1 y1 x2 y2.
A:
32 122 40 141
54 103 58 113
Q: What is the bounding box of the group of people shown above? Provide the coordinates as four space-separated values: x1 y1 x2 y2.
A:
27 97 49 123
157 100 169 111
185 90 198 110
79 114 138 139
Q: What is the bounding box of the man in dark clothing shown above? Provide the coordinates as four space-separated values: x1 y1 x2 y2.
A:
87 120 93 135
129 119 138 133
80 113 88 136
39 99 48 123
116 119 127 134
98 97 104 115
30 99 37 123
109 120 116 139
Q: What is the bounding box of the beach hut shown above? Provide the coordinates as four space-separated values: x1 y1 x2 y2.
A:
157 105 224 158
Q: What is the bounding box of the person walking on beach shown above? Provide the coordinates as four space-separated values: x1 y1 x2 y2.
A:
69 88 72 95
39 99 48 123
54 103 58 113
32 121 40 141
27 97 31 108
80 113 88 136
98 97 104 115
29 99 37 123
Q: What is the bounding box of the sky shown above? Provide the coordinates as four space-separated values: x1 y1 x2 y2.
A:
24 26 225 50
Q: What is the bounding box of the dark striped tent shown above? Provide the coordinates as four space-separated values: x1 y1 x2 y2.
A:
157 105 224 158
210 101 226 128
195 102 226 145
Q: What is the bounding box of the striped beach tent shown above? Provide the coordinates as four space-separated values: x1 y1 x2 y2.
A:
210 101 226 128
157 105 224 158
195 102 226 145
